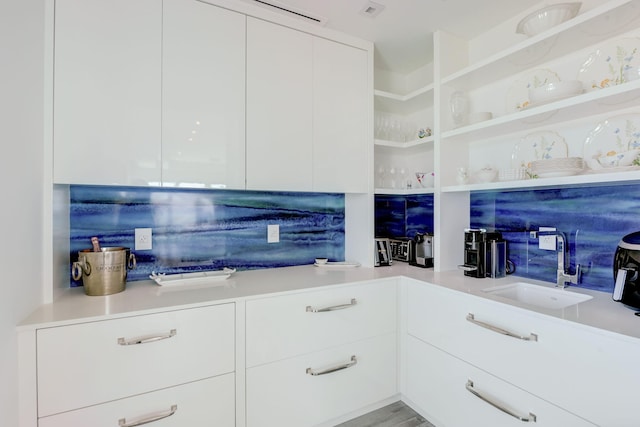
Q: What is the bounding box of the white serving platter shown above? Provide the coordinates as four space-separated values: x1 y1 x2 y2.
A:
149 268 236 287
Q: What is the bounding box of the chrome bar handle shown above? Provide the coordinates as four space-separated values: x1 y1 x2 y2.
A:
118 404 178 426
466 380 537 423
306 298 357 313
306 355 357 376
118 329 177 346
466 314 538 342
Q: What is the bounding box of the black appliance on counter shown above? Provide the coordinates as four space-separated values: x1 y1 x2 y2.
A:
374 238 393 267
460 228 506 278
613 231 640 309
388 233 434 268
389 237 413 262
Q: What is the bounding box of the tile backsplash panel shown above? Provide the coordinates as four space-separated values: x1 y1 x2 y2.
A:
374 194 435 238
70 186 345 286
471 183 640 293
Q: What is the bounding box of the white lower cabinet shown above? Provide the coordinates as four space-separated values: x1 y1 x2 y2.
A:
246 333 397 427
405 279 640 426
37 303 235 418
38 374 235 427
246 279 397 367
406 336 595 427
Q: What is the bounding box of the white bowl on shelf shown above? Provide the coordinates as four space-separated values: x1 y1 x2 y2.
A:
528 80 583 105
516 3 581 37
474 168 497 183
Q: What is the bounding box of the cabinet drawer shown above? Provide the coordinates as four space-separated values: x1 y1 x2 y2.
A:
246 279 396 366
38 373 235 427
406 336 595 427
37 303 235 417
246 333 397 427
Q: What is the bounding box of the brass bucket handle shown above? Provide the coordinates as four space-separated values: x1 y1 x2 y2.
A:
71 259 92 280
128 253 137 270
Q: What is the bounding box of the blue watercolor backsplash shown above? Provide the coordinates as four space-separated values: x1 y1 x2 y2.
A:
471 183 640 293
70 186 345 286
374 194 434 238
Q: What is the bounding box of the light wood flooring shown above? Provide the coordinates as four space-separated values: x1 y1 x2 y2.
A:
335 401 435 427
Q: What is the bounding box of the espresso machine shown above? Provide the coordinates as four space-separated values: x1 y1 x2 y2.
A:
460 228 506 278
613 231 640 309
410 232 434 268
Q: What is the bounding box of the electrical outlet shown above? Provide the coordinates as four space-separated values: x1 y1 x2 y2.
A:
267 224 279 243
538 227 556 250
135 228 152 250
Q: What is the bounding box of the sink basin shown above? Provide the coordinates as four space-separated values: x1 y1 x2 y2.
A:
482 282 593 309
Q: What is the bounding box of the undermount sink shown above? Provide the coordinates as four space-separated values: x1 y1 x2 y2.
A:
482 282 593 309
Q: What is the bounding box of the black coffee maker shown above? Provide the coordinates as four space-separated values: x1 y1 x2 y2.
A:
460 228 505 278
613 231 640 309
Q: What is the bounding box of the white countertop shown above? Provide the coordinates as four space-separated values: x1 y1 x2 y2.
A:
18 263 640 342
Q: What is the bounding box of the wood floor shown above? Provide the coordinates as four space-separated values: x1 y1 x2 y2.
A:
335 401 435 427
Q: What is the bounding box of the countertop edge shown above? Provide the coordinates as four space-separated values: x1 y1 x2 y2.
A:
17 264 640 343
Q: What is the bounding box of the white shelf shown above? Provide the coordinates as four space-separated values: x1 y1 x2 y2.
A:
374 137 434 148
375 187 435 195
374 84 434 114
442 170 640 193
441 0 640 91
441 79 640 144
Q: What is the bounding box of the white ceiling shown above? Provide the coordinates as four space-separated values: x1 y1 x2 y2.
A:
247 0 540 73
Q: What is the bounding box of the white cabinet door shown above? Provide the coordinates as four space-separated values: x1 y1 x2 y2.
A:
246 333 397 427
313 38 369 193
162 0 246 189
39 374 235 427
406 336 596 427
37 304 235 417
246 17 313 191
53 0 161 186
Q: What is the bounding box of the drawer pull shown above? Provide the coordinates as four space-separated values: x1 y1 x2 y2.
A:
466 313 538 342
466 380 537 423
118 404 178 426
306 298 357 313
306 355 357 376
117 329 177 346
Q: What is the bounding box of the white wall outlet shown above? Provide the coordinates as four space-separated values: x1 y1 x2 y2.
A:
539 227 556 251
267 224 279 243
135 228 153 250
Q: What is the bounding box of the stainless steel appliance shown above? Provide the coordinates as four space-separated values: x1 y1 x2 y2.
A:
410 233 433 268
389 237 413 262
374 238 393 267
613 231 640 309
459 229 505 278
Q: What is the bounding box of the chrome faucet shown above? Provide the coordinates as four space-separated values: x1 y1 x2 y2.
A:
556 234 580 288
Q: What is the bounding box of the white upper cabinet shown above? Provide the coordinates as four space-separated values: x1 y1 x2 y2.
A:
162 0 246 189
53 0 162 186
246 17 314 192
313 37 369 193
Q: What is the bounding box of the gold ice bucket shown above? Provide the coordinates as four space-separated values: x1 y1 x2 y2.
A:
72 247 136 296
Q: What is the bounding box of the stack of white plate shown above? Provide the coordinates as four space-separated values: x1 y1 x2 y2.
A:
498 168 528 181
530 157 584 178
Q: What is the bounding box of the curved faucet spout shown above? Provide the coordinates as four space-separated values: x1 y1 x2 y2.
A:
556 234 580 288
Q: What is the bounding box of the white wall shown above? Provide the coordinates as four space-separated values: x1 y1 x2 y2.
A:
0 1 45 426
